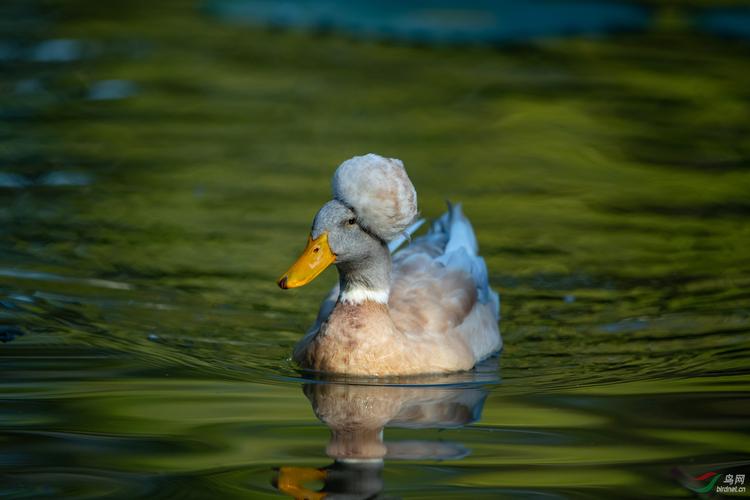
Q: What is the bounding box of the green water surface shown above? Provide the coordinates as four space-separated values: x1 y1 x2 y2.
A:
1 0 750 498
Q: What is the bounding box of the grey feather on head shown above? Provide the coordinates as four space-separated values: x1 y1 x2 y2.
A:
332 153 418 242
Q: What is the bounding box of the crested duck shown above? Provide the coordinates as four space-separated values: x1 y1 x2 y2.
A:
278 153 501 376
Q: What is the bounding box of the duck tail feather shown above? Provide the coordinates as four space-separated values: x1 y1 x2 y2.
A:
444 201 479 256
428 202 451 236
435 202 498 315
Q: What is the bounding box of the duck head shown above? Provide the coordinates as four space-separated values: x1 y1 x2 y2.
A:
277 153 418 290
277 200 384 289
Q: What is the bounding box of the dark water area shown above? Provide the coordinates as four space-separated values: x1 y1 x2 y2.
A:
1 0 750 498
205 0 651 44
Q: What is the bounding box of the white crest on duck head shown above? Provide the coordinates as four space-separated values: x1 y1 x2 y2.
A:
332 153 418 242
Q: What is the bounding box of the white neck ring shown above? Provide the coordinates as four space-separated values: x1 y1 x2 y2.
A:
339 287 389 305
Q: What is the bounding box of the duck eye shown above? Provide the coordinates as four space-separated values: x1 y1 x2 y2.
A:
347 217 357 225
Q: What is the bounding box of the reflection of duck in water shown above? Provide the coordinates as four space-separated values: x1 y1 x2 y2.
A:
277 154 502 376
274 379 489 499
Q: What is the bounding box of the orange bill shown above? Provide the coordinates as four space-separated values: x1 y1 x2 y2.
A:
278 232 336 289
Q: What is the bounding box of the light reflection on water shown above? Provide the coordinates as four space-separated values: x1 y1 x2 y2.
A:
274 380 489 498
1 0 750 497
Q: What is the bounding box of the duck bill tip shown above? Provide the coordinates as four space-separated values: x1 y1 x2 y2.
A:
277 232 335 290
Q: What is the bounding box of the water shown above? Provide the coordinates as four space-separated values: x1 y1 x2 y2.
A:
2 0 750 497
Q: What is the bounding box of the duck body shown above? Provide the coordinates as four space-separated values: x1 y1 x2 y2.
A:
292 204 501 376
279 154 502 376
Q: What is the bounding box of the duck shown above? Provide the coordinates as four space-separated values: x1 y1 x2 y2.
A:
277 153 502 376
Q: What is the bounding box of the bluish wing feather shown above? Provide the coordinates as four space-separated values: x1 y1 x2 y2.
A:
388 218 426 254
442 203 479 256
434 203 500 320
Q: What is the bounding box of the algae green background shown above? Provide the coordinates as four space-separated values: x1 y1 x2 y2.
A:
1 0 749 497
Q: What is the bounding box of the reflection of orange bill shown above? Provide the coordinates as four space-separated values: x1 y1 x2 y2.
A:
278 232 336 289
276 466 327 500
